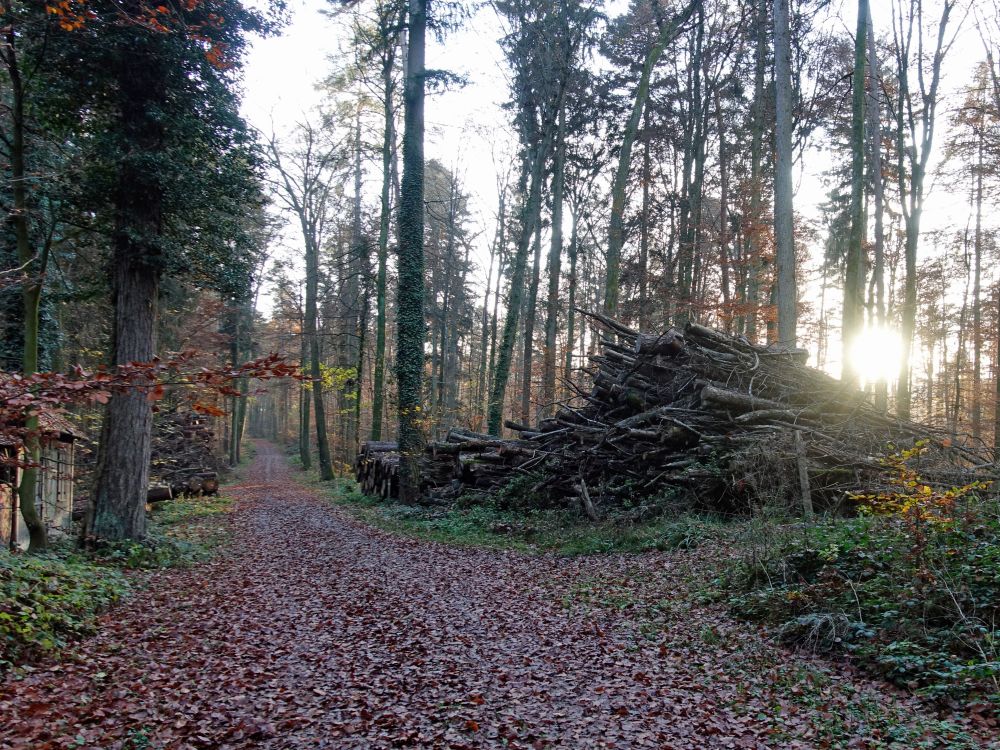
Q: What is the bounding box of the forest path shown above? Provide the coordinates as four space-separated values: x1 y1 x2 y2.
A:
1 441 988 749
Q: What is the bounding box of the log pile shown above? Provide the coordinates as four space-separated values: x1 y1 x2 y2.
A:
355 441 400 498
355 430 531 502
149 407 221 498
357 312 994 515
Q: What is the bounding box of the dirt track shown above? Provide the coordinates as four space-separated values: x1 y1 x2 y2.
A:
1 441 993 749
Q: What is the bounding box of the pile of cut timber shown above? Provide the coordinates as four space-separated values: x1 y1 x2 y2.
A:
149 407 221 496
357 312 994 515
355 430 532 502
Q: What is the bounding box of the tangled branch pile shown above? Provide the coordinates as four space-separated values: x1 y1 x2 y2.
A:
358 312 993 516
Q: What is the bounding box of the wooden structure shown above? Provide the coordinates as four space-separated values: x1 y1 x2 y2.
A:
1 412 83 551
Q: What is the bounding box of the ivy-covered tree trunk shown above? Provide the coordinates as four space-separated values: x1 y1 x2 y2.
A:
396 0 427 502
564 203 579 393
88 34 167 543
520 219 542 424
487 148 545 436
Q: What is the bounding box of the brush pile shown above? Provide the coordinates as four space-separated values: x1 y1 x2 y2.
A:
357 312 994 515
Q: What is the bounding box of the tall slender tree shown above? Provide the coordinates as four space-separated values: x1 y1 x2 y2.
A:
842 0 868 383
772 0 796 346
396 0 427 501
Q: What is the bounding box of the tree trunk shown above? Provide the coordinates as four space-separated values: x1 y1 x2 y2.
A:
894 0 954 420
89 35 166 542
994 286 1000 454
542 105 566 418
716 90 731 332
745 0 768 343
971 131 984 442
306 235 334 480
372 37 397 441
772 0 796 346
521 215 542 423
299 298 312 470
842 0 868 383
478 191 502 423
396 0 427 501
487 144 546 435
866 9 887 411
564 205 579 392
638 109 651 330
229 308 242 466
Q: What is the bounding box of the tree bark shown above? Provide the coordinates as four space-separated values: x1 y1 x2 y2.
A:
564 204 579 392
89 33 167 542
520 215 542 423
299 296 312 470
305 231 334 480
487 144 546 435
866 9 887 411
971 129 984 441
2 15 48 550
745 0 768 343
894 0 954 420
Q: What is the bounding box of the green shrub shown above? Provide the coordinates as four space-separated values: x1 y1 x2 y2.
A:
728 505 1000 707
0 493 234 669
92 495 234 569
0 550 128 667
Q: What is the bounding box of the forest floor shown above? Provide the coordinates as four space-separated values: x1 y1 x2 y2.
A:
1 441 997 750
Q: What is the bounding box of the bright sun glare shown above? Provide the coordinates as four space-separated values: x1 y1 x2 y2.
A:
849 326 903 385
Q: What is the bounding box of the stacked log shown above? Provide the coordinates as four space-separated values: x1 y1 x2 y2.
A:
355 431 537 502
149 407 221 497
356 441 400 497
357 311 994 514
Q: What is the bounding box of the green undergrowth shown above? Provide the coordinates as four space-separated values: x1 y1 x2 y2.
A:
0 549 127 668
727 503 1000 712
94 494 235 569
1 493 234 669
316 475 727 556
731 659 986 749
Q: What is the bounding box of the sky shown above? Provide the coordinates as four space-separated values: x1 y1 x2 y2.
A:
239 0 990 376
240 0 514 286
